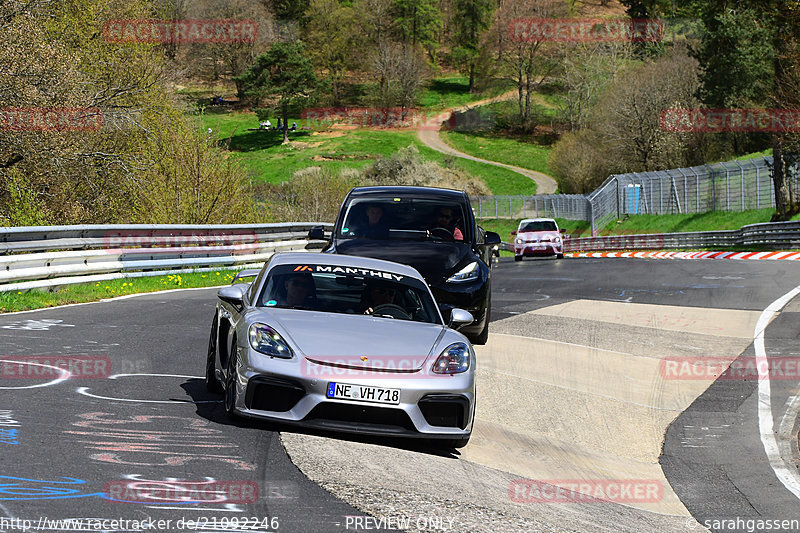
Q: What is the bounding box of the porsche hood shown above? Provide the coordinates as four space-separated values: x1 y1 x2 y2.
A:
254 309 447 371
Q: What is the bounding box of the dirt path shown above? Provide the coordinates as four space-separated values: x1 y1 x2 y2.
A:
417 90 558 195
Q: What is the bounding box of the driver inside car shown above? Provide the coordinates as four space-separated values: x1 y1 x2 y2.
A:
431 206 464 241
361 279 398 315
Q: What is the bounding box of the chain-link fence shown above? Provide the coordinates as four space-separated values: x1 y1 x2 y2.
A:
471 155 798 235
472 194 590 220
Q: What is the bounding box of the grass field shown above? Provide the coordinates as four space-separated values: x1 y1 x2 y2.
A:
600 209 791 235
478 207 800 240
0 270 240 313
415 76 515 111
197 111 537 194
442 131 552 177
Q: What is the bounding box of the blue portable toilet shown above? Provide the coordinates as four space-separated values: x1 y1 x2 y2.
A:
626 184 641 214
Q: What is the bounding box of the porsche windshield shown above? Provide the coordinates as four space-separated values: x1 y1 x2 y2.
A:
338 198 469 242
257 264 442 324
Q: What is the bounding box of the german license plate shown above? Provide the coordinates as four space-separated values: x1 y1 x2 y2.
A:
326 382 400 405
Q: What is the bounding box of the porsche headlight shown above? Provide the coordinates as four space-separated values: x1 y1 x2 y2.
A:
248 323 293 358
432 342 470 374
447 262 479 283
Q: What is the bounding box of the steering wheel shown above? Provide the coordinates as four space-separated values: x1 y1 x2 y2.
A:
369 303 412 320
429 227 454 240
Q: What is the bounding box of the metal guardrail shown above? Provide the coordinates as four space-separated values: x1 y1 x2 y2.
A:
5 218 799 292
0 223 333 292
561 221 800 252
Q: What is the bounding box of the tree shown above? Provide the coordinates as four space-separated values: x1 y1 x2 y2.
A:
269 0 310 21
179 0 277 98
0 0 253 225
619 0 670 17
236 41 319 143
694 6 774 109
451 0 495 92
392 0 443 60
591 47 702 172
356 0 399 104
490 0 566 130
305 0 360 105
769 0 800 219
369 41 429 112
558 41 632 131
689 0 800 219
548 129 611 193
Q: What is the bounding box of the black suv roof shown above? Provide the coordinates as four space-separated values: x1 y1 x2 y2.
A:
347 186 467 202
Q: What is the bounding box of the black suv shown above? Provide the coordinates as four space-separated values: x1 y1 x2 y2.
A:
309 186 500 345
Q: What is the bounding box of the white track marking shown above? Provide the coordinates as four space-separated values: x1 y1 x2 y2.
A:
755 285 800 499
0 359 71 389
77 373 220 404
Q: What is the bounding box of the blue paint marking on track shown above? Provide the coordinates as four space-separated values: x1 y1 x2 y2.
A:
0 429 18 445
0 476 218 504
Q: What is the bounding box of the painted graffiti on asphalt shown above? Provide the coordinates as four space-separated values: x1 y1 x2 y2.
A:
65 412 255 470
0 410 19 445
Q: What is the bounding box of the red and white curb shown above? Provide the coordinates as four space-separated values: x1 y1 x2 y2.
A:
567 251 800 261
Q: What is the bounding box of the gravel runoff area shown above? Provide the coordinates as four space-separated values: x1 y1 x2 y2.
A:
279 297 762 532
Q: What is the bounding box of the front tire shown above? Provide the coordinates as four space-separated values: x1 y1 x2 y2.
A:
224 336 240 417
205 313 223 393
556 253 564 259
514 255 522 262
469 295 491 346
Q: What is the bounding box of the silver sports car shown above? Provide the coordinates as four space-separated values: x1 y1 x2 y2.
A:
205 252 476 448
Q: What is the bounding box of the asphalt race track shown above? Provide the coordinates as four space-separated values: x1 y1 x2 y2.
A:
0 256 799 533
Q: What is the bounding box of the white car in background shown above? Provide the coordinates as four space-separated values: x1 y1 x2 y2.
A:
512 218 565 261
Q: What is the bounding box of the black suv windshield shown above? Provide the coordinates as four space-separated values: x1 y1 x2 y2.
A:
338 198 469 242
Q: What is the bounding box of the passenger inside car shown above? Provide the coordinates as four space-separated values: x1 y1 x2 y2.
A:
274 274 317 308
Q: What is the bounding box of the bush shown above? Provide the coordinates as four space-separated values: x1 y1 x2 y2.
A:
136 124 255 224
548 130 612 194
0 170 50 226
265 166 360 223
361 145 491 196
